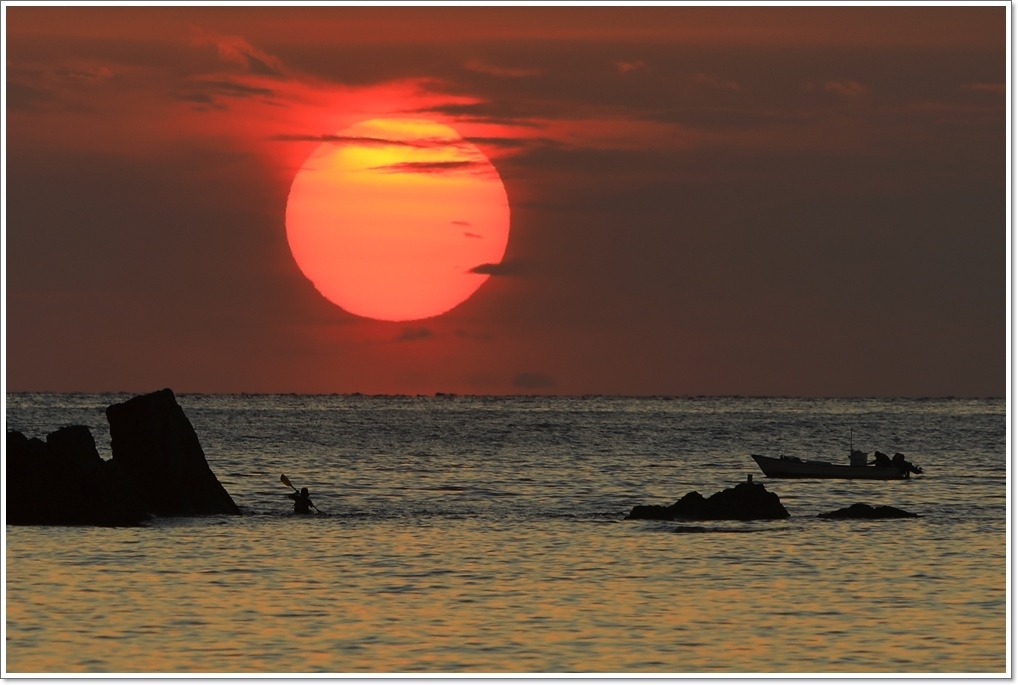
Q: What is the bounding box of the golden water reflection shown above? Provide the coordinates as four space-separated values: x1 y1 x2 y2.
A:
6 515 1004 674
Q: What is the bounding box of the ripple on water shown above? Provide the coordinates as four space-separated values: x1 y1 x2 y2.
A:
4 396 1005 673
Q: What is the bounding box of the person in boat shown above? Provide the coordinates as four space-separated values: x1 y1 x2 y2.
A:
288 487 315 514
871 451 892 468
892 452 923 475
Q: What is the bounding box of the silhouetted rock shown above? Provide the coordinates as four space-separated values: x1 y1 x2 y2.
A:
627 478 790 521
818 503 918 519
107 389 240 516
7 427 147 526
668 491 708 517
8 388 240 526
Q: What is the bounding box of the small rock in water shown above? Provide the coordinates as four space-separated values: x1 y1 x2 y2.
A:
818 503 918 519
627 479 789 521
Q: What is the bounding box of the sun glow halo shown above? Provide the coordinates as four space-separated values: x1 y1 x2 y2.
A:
285 118 510 322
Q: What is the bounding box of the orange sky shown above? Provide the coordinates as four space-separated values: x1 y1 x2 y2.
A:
4 4 1008 396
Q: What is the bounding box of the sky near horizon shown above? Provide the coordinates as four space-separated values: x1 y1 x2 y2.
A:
4 4 1008 396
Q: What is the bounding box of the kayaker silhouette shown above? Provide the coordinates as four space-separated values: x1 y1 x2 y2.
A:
289 487 315 514
280 474 321 514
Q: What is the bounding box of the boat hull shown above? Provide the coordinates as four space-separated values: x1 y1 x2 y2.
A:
751 454 909 480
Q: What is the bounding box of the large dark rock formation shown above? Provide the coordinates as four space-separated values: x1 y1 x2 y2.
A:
818 503 918 519
627 477 790 521
8 389 239 526
107 389 239 516
7 427 148 526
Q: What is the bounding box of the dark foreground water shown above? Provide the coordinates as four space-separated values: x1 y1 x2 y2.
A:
4 394 1007 674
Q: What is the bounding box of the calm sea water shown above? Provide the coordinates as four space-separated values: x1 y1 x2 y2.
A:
4 394 1008 674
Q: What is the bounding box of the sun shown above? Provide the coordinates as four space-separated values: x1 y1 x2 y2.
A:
285 118 510 322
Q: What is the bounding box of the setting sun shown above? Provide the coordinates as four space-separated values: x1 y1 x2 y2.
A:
285 118 510 321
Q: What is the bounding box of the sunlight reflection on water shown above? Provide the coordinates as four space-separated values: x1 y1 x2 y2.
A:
6 515 1004 673
5 395 1005 673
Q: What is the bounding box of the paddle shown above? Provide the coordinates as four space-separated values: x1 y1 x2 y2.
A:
280 473 321 513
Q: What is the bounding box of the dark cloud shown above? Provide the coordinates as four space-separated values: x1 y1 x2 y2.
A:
192 79 276 98
451 220 472 226
54 65 114 85
514 372 556 390
416 101 547 128
396 327 434 342
646 106 815 131
464 232 482 239
190 28 287 78
421 42 1003 144
466 136 562 161
174 91 227 110
246 54 285 78
465 135 541 149
6 81 60 111
176 78 276 110
271 133 461 150
5 62 116 113
371 160 489 176
468 261 526 276
463 59 543 78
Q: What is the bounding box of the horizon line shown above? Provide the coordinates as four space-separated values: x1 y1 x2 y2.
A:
3 389 1005 401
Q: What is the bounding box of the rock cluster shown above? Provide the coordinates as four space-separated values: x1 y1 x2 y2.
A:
626 477 790 521
8 389 239 526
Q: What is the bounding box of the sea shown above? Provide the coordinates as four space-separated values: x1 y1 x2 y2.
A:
3 393 1008 675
